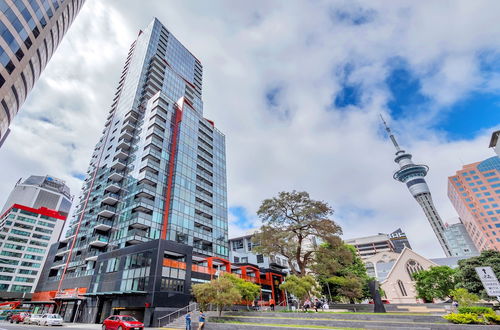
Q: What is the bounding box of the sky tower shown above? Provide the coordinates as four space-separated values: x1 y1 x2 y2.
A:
381 116 452 257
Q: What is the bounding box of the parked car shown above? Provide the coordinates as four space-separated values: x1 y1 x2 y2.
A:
102 315 144 330
38 313 63 326
25 313 43 325
10 312 30 324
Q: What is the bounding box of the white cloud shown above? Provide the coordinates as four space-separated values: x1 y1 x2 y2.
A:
0 0 498 258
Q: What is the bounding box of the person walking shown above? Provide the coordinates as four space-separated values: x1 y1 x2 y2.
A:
185 311 192 330
198 311 206 330
269 298 275 311
314 299 322 313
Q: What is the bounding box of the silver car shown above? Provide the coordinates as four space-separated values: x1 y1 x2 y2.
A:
25 313 43 325
39 314 64 326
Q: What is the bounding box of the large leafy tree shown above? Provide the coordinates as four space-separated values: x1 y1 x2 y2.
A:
413 266 457 301
253 191 342 275
223 274 261 309
192 276 242 316
455 250 500 299
279 274 321 305
314 243 370 302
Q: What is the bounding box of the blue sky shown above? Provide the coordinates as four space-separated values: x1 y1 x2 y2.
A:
0 0 499 258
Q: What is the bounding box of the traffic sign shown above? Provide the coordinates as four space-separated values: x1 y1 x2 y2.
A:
475 267 500 297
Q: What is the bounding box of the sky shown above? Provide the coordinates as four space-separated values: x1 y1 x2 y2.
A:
0 0 499 259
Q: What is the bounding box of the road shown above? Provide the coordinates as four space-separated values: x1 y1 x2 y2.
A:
0 321 102 330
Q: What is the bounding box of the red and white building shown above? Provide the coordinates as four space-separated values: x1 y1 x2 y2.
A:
0 175 72 299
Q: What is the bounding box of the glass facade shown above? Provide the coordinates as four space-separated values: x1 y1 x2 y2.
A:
52 19 228 289
448 156 500 252
0 0 85 146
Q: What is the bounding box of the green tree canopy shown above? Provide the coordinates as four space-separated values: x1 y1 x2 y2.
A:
222 273 261 308
413 266 457 301
455 250 500 299
327 276 364 303
279 274 321 304
313 243 370 302
253 191 343 275
192 275 242 316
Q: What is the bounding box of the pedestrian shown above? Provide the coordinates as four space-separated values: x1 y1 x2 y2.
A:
185 311 192 330
303 298 311 312
314 299 322 312
269 298 275 311
198 310 206 330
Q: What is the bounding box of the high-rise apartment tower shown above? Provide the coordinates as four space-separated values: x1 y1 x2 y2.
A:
448 157 500 252
34 19 229 323
381 117 452 256
0 0 85 146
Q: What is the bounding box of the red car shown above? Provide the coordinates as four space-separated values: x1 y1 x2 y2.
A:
102 315 144 330
10 312 30 324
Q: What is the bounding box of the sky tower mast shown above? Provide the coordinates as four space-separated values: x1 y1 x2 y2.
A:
381 116 452 257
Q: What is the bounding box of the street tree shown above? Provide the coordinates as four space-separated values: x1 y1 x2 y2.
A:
279 274 321 305
455 250 500 299
192 275 242 316
253 191 343 275
328 276 364 303
413 266 457 301
223 274 261 309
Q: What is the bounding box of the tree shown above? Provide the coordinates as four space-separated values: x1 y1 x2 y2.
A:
253 191 342 275
327 276 364 303
192 276 242 316
279 275 321 305
313 243 370 302
455 250 500 299
450 288 479 307
413 266 457 302
223 274 261 309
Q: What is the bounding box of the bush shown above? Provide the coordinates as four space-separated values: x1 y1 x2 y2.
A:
443 313 486 324
457 306 494 315
450 288 479 307
485 313 500 325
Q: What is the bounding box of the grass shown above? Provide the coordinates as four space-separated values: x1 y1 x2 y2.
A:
215 314 448 325
235 310 441 316
214 320 365 330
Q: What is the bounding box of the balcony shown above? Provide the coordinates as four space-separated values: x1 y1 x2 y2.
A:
108 169 125 182
97 205 117 218
105 181 121 193
131 197 154 213
138 171 157 186
89 235 109 247
102 192 120 205
111 158 127 171
117 137 131 150
126 229 149 245
115 148 129 160
93 218 114 231
60 234 75 244
136 184 156 199
129 211 152 229
119 130 133 141
122 120 135 132
55 247 69 257
83 250 99 262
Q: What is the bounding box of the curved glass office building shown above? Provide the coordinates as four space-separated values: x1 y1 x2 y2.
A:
0 0 85 146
